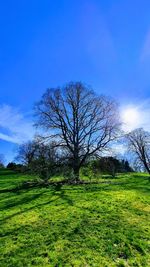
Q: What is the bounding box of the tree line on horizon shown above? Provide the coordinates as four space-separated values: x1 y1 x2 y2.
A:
1 82 150 182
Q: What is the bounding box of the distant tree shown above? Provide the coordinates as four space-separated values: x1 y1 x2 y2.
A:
105 157 119 177
16 141 38 166
7 162 17 170
0 154 5 168
30 141 59 181
35 82 120 182
126 128 150 174
124 160 133 172
7 162 24 172
16 140 59 181
91 157 132 178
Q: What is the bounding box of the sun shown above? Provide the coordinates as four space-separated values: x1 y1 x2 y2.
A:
121 107 140 131
122 108 139 124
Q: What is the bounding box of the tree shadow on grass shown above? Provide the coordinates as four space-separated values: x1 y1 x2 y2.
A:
1 175 149 201
0 191 46 210
1 174 149 227
0 184 74 224
0 179 51 193
0 170 17 176
9 178 150 195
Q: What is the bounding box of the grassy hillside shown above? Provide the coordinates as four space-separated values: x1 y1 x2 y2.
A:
0 170 150 267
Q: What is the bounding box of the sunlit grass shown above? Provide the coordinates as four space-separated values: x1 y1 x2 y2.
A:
0 170 150 266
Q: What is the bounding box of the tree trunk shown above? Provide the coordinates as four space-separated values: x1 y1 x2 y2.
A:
143 160 150 175
73 146 80 182
73 165 80 182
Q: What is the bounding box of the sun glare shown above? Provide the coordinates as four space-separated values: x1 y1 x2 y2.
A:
121 107 140 131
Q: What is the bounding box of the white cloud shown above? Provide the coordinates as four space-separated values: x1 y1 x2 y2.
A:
111 143 127 156
0 104 35 144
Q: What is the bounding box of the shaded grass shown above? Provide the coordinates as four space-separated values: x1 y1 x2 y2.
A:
0 170 150 266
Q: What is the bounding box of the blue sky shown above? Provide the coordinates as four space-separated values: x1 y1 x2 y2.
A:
0 0 150 163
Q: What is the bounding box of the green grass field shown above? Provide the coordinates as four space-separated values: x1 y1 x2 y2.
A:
0 170 150 267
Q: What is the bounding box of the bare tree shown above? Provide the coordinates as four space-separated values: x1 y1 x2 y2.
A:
35 82 121 181
16 141 38 165
126 128 150 174
16 140 59 180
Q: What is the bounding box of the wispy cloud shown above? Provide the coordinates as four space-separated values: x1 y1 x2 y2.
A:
0 104 35 144
140 30 150 62
81 2 116 70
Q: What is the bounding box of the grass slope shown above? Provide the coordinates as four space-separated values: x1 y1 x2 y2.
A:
0 170 150 267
